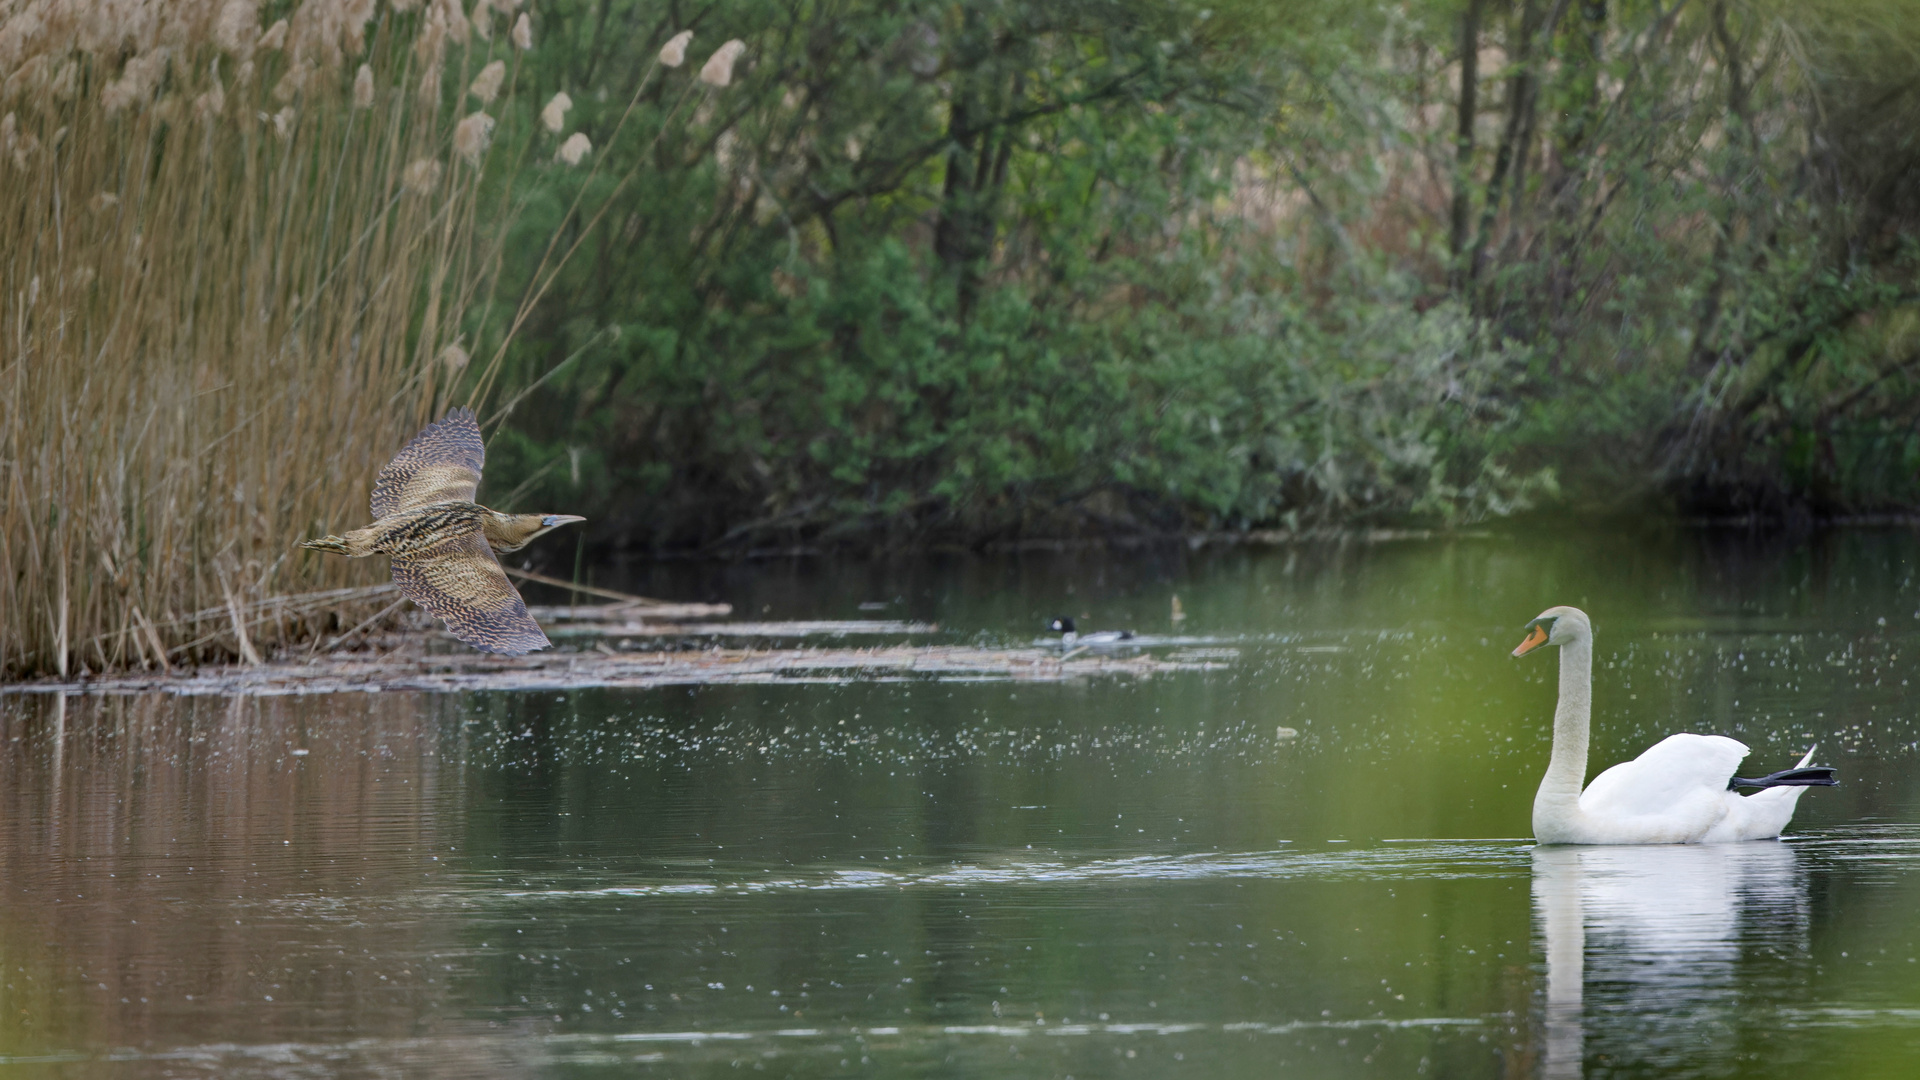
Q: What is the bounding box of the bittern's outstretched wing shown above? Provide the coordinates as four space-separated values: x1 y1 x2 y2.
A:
389 531 550 655
371 407 486 519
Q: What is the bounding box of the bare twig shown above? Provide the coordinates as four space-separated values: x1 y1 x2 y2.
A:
502 566 683 607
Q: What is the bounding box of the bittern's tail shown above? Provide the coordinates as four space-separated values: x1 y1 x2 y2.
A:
301 536 352 555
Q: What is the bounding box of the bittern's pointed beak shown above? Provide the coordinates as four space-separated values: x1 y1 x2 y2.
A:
1512 622 1550 658
541 515 587 528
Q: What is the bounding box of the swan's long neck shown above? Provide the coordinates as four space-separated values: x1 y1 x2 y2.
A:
1533 635 1592 838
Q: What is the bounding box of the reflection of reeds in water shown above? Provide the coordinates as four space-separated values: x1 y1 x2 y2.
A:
0 2 502 677
0 691 477 1061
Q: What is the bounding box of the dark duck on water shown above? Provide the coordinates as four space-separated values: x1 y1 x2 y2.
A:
301 407 584 655
1048 616 1135 647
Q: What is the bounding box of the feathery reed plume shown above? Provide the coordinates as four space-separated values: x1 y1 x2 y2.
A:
556 131 590 165
259 18 287 51
511 13 531 51
469 60 504 103
404 156 444 193
436 0 470 44
194 67 227 118
700 39 746 87
415 8 448 67
540 90 570 133
417 64 443 105
343 0 377 51
353 63 373 107
660 30 692 68
273 58 313 103
454 110 494 163
439 342 471 371
214 1 259 55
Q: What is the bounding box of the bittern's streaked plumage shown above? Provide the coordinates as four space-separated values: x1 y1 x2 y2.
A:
300 407 584 655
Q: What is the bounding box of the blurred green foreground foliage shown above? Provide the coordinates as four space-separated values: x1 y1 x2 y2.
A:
469 0 1920 551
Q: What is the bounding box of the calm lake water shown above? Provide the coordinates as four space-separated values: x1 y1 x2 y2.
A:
4 528 1920 1078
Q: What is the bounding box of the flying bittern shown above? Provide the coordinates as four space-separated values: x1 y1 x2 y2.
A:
301 407 584 655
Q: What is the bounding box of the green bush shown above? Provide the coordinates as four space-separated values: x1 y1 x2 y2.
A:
459 0 1920 549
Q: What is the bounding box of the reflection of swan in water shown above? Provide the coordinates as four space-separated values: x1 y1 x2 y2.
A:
1532 842 1809 1078
1513 606 1836 844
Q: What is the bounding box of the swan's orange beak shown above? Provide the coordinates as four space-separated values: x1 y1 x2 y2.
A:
1512 623 1550 657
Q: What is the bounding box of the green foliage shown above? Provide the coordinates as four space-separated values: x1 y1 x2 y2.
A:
462 0 1920 549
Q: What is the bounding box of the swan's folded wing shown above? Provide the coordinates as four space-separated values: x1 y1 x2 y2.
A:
1579 733 1749 819
389 531 550 655
371 407 485 518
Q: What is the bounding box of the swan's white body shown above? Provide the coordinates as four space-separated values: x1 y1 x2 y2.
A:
1521 606 1820 845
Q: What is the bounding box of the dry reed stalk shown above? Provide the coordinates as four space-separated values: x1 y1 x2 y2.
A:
4 4 723 677
0 0 514 677
462 26 719 409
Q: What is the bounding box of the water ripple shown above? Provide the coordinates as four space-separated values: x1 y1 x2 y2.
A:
494 840 1539 900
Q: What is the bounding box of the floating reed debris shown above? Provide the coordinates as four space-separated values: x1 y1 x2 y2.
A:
6 641 1228 697
544 618 939 639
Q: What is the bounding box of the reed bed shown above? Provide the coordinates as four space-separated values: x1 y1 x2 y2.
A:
0 0 516 678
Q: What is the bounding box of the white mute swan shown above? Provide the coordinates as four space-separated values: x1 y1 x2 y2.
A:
1513 606 1836 845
